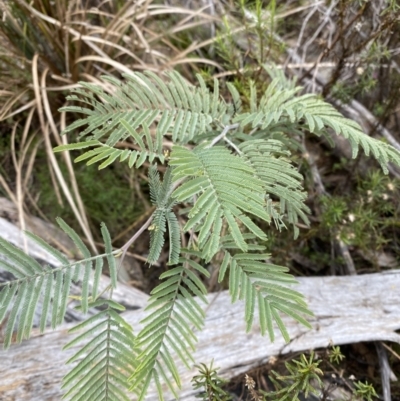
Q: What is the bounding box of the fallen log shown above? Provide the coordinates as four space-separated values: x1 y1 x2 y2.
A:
1 270 399 400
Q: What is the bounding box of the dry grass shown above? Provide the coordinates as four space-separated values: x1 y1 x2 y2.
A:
0 0 218 250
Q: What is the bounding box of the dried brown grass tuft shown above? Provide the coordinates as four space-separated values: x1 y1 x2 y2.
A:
0 0 218 248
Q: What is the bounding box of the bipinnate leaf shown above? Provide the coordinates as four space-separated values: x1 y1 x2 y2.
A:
170 146 270 261
147 166 180 265
218 248 313 342
62 300 136 401
2 64 400 401
58 70 230 170
129 258 209 401
239 139 310 238
0 221 116 347
235 68 400 174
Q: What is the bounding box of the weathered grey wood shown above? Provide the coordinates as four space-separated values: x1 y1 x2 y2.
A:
1 271 399 400
0 197 78 259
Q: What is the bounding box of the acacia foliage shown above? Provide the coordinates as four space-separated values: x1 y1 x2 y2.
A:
1 66 400 400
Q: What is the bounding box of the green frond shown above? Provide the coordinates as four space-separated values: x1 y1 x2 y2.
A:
264 65 298 90
53 140 100 151
218 250 313 342
62 302 136 401
0 221 117 347
147 209 167 266
92 258 103 300
56 217 91 260
233 76 301 129
239 139 310 238
40 271 53 333
129 259 209 400
234 70 400 174
249 80 257 114
0 236 43 274
0 258 76 348
149 164 163 205
100 223 117 289
170 146 270 261
6 63 398 401
58 71 230 171
0 237 74 347
57 217 92 315
54 140 164 170
24 231 70 266
299 98 400 173
166 212 181 265
226 82 242 115
147 166 181 265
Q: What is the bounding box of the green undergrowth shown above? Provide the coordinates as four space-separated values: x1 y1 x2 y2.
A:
33 149 145 243
197 346 380 401
264 166 400 275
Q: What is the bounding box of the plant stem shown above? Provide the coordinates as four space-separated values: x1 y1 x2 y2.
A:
207 123 239 148
119 213 154 265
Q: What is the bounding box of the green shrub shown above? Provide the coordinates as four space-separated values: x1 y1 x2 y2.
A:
0 66 399 400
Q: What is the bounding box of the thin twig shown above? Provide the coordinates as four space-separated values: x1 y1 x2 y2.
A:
207 123 239 147
119 213 155 266
224 136 242 155
96 213 155 300
381 342 400 364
